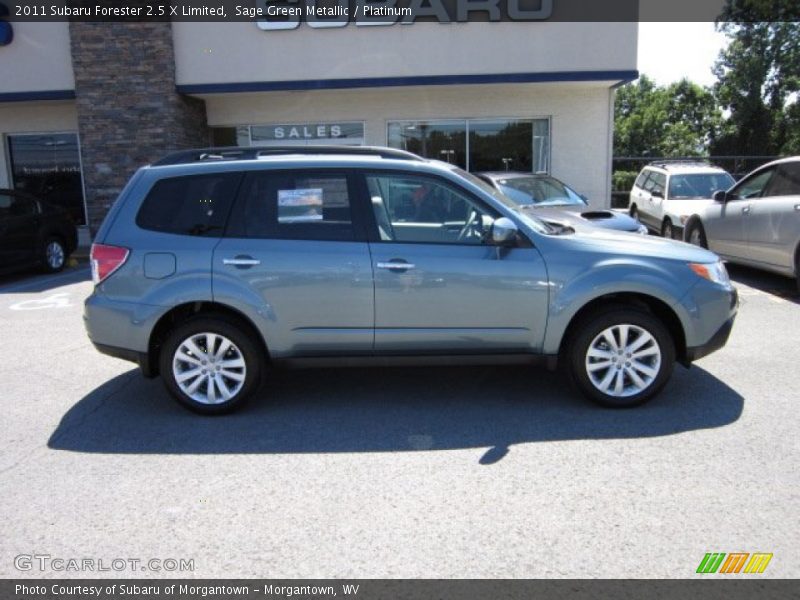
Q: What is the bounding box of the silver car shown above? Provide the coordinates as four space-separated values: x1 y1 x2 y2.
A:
84 146 738 414
684 157 800 289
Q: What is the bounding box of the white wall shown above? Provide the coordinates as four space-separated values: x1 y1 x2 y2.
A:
201 81 615 206
173 21 637 85
0 22 75 93
0 101 79 188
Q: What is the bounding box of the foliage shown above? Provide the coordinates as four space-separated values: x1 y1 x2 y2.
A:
710 2 799 155
614 76 721 158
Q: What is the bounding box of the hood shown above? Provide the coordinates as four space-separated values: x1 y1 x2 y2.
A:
561 227 720 263
527 205 642 232
663 199 716 219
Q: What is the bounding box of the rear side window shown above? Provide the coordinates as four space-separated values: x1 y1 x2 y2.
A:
634 170 650 189
226 170 357 241
136 173 241 236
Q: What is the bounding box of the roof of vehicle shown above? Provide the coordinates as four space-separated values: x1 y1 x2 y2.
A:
757 155 800 169
477 171 557 181
641 161 731 175
151 145 423 166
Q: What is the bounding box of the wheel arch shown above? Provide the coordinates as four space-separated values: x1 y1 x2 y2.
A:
683 215 704 242
558 292 687 365
146 301 270 377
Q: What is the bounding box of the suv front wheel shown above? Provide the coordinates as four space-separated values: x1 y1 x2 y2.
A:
567 307 675 407
160 316 263 414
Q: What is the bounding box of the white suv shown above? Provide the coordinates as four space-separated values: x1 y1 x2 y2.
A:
628 162 735 239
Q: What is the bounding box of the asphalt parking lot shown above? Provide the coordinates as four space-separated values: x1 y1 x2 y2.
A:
0 262 798 578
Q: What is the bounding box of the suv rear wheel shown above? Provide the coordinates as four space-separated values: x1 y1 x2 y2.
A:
160 316 263 414
567 307 675 408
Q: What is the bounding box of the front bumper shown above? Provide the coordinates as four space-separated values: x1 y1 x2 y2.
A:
685 315 735 362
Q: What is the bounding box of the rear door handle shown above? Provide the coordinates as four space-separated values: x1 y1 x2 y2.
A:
376 261 415 272
742 206 751 215
794 204 800 211
223 256 261 268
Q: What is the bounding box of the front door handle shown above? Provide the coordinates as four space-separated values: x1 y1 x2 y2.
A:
376 261 415 272
223 256 261 268
794 204 800 212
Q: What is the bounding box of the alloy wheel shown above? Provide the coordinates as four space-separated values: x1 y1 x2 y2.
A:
172 332 247 404
584 324 662 398
46 241 65 270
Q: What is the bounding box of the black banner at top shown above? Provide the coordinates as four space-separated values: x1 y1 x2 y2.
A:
3 0 800 23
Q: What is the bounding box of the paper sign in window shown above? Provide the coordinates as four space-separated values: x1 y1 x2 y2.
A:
278 188 323 223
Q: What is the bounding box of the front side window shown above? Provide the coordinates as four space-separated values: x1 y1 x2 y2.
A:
226 171 355 241
646 172 666 195
136 173 241 236
366 173 495 245
731 167 776 200
765 163 800 197
667 173 736 199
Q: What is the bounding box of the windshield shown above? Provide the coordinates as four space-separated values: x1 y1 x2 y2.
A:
668 173 735 199
494 176 586 207
448 167 556 234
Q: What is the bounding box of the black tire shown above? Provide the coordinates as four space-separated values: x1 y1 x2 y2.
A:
41 236 67 273
662 219 674 240
795 251 800 293
159 315 264 415
686 221 708 249
629 205 638 220
566 306 675 408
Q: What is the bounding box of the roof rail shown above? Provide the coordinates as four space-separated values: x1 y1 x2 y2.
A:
151 145 424 166
647 159 713 169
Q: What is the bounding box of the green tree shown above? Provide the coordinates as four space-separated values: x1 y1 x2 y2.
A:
712 2 800 156
614 76 720 158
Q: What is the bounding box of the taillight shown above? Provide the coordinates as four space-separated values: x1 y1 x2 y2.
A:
90 243 129 285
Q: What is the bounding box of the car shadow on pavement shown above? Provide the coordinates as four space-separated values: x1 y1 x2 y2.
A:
48 363 744 464
0 265 90 294
727 264 799 305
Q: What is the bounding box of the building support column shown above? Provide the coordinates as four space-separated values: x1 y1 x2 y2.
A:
69 22 209 233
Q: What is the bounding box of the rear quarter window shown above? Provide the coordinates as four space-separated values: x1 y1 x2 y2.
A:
634 170 650 189
136 173 241 236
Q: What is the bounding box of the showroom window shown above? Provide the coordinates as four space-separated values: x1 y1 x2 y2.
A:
387 121 467 169
6 133 87 225
387 118 550 173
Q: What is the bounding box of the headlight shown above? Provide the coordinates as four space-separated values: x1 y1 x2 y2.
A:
689 260 730 285
637 224 648 235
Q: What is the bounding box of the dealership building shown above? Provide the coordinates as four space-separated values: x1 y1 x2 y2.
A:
0 18 638 237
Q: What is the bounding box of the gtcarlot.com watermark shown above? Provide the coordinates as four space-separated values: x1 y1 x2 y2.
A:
14 553 195 573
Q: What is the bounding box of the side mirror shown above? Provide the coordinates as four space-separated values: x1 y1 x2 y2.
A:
491 217 518 246
712 190 728 202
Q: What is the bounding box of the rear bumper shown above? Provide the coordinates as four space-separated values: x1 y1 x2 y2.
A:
91 342 154 377
685 315 735 362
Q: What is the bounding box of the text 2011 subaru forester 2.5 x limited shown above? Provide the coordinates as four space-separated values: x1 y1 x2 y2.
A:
84 147 738 414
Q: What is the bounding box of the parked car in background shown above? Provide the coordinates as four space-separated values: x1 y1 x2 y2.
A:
85 146 738 414
684 157 800 290
477 172 647 235
0 188 78 275
628 162 735 239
